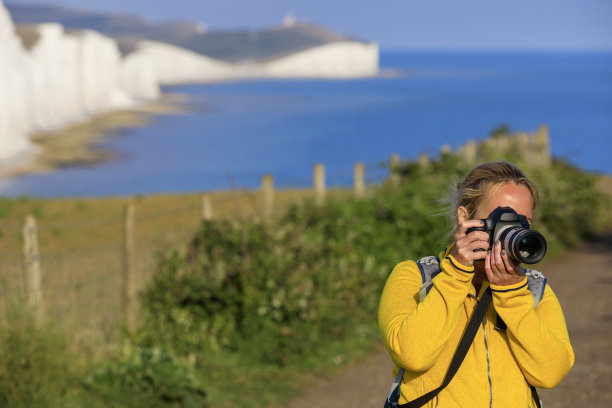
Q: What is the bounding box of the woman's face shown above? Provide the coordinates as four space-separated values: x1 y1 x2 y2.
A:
477 182 534 225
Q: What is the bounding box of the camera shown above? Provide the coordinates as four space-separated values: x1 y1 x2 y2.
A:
466 206 547 264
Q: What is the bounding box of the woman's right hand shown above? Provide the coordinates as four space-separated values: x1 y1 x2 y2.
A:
451 219 490 266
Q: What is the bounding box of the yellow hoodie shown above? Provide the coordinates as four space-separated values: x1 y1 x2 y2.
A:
378 247 574 407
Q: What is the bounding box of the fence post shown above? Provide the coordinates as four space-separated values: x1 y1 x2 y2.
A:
516 132 529 162
122 203 137 332
353 162 365 198
533 125 551 167
22 215 43 324
440 144 452 156
261 173 275 220
461 140 477 165
314 163 326 204
418 153 430 170
390 153 400 187
201 194 213 221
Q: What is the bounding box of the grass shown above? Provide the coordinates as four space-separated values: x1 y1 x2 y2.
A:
0 187 349 349
0 186 364 407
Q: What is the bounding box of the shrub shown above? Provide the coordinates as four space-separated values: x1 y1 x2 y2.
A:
85 346 207 408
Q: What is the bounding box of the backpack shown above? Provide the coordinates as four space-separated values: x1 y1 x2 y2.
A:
384 256 546 408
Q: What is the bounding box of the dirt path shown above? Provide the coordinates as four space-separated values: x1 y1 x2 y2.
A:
288 232 612 408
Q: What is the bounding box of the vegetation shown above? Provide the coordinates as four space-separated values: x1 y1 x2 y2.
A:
0 145 610 407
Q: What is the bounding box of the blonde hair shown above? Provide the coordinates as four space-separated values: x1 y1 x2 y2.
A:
451 161 539 227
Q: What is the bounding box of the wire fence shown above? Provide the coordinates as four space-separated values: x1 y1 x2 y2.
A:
0 165 375 347
0 126 552 349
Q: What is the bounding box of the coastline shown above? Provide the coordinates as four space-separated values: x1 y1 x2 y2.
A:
0 93 190 183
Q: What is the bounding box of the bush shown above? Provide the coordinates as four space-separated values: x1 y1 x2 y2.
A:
85 346 207 408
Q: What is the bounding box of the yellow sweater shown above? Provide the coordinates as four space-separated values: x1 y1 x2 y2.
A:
378 247 574 407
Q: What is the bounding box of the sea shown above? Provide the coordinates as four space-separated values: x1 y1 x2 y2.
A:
2 50 611 197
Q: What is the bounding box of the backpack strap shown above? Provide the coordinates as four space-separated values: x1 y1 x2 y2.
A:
385 257 441 408
525 269 547 307
416 256 441 302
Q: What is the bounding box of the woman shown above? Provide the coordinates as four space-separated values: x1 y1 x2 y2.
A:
378 161 574 407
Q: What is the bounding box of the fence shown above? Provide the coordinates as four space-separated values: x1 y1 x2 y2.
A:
0 126 551 347
0 165 382 342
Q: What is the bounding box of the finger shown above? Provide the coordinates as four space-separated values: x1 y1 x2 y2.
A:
455 240 490 261
466 231 490 243
500 249 515 274
501 249 525 276
492 241 504 274
465 239 490 253
454 229 489 249
457 219 486 235
484 250 495 280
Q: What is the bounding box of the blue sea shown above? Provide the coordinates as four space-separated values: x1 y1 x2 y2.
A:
2 50 612 197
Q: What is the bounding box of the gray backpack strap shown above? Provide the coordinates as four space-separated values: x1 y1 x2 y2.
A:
385 256 441 406
384 368 404 408
525 269 547 307
417 256 441 302
494 269 547 331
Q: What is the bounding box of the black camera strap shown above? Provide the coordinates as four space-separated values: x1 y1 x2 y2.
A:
393 288 492 408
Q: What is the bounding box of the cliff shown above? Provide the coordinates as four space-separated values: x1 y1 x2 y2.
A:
0 1 160 163
0 3 31 162
0 1 379 165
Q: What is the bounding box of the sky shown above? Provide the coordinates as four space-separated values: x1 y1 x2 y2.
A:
6 0 612 51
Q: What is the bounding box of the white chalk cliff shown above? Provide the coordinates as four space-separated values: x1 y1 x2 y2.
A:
257 41 379 78
0 0 379 165
0 2 31 162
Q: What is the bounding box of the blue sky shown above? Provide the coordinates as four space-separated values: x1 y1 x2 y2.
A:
7 0 612 50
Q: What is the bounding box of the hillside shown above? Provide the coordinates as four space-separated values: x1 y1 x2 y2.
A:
6 3 362 61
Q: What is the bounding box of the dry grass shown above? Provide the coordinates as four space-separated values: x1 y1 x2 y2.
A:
0 187 348 352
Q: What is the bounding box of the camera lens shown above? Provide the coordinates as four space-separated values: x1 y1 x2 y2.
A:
501 228 547 264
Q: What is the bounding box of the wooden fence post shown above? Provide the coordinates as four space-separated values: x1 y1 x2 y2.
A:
354 162 365 198
261 173 274 220
122 203 137 332
390 153 400 187
201 194 213 221
441 144 452 156
461 140 477 165
533 125 551 167
22 215 43 324
516 132 529 162
418 153 430 170
314 163 326 204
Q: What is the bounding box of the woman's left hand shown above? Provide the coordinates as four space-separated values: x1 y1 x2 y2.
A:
485 240 525 286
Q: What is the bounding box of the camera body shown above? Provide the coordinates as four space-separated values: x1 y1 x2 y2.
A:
466 206 547 264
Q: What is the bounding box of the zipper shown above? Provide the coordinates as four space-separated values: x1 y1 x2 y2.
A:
482 320 493 408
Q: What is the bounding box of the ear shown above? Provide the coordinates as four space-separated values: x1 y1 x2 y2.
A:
457 206 469 225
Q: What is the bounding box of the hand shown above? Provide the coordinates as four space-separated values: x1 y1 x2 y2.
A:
485 241 525 286
451 220 490 267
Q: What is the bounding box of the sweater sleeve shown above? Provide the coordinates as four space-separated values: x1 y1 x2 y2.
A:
491 280 575 388
378 255 474 372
